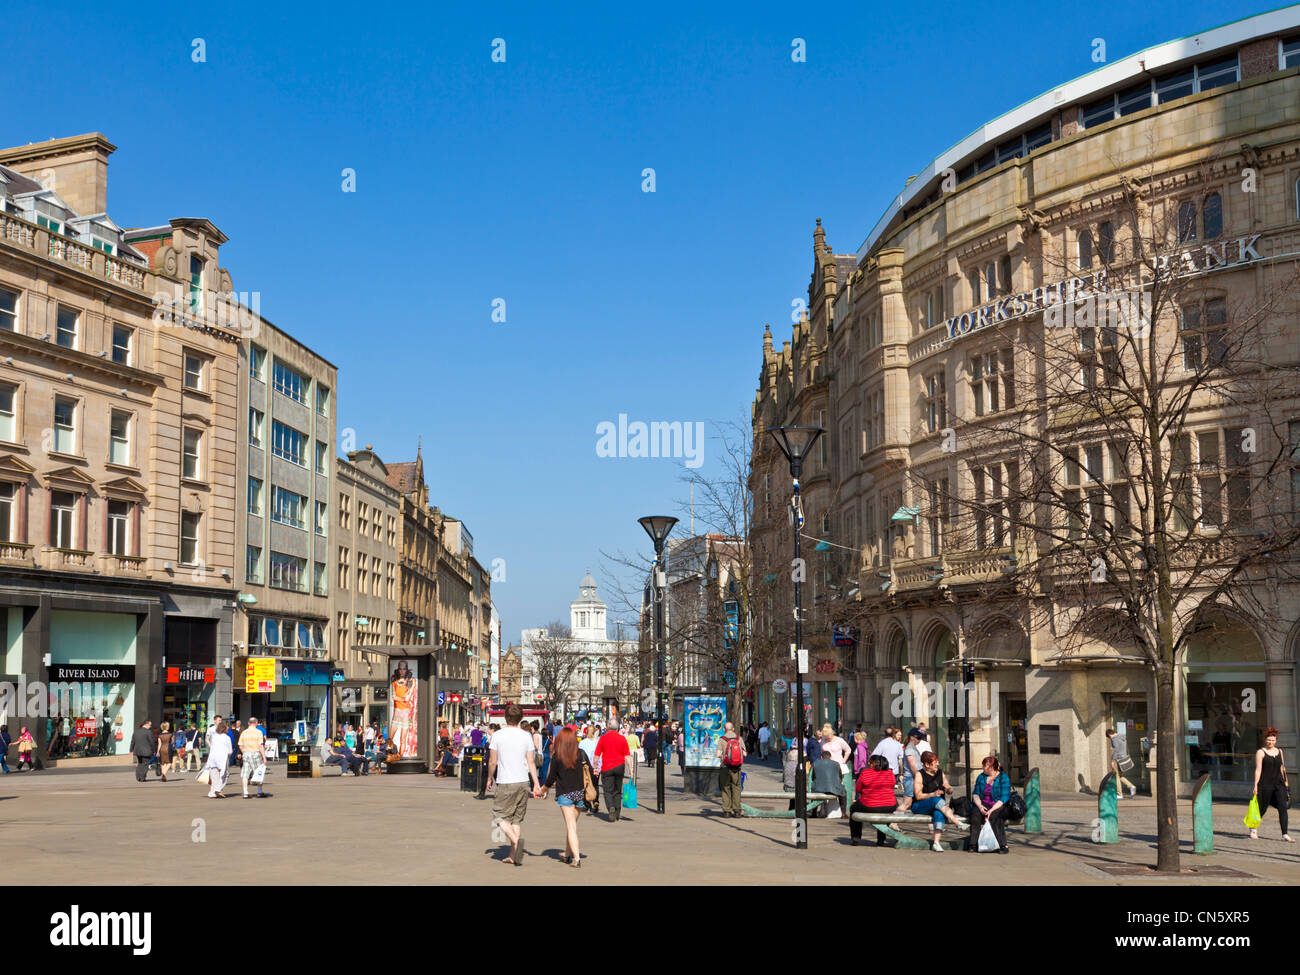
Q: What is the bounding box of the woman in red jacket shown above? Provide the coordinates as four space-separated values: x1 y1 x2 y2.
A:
850 754 899 846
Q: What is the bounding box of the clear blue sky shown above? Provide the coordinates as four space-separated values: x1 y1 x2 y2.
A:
9 0 1285 642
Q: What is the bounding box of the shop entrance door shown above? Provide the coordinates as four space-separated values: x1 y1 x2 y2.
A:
1003 696 1029 783
1109 697 1150 795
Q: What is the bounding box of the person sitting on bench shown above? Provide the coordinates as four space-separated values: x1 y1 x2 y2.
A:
850 754 899 846
912 751 962 852
968 755 1011 854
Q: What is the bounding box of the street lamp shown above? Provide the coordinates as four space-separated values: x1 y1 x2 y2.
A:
767 425 823 850
639 514 678 814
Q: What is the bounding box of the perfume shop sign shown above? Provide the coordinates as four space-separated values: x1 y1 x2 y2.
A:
945 234 1265 342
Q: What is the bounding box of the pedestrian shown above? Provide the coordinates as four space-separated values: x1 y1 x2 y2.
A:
182 725 202 771
968 755 1011 854
758 721 771 760
156 722 173 782
595 720 633 822
852 731 871 776
716 721 747 817
1250 727 1292 842
0 726 10 773
623 723 641 781
811 747 847 818
238 717 268 798
227 718 240 768
642 723 658 769
16 726 37 769
912 751 962 851
850 754 900 846
540 726 594 868
1106 728 1138 798
130 720 154 782
204 718 232 798
820 723 851 776
869 726 904 780
676 725 685 772
898 730 926 812
486 702 541 866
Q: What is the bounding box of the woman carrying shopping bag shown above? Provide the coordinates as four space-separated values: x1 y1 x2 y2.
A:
201 718 233 798
968 755 1011 854
1249 728 1293 842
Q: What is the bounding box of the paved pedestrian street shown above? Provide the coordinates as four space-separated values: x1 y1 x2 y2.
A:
4 760 1296 886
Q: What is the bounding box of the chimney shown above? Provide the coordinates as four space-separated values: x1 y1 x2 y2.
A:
0 133 116 216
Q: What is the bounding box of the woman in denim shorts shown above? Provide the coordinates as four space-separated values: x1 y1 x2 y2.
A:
539 727 593 868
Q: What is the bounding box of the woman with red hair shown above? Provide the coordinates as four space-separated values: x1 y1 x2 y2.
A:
1251 728 1292 842
539 726 595 867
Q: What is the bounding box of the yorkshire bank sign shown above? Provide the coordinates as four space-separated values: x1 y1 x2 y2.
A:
944 234 1267 342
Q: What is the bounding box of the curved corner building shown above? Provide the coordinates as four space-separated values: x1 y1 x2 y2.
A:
750 6 1300 797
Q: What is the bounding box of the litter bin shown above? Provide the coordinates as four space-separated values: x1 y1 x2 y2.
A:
287 743 313 778
461 745 487 794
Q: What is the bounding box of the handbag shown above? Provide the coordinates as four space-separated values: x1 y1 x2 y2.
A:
196 767 211 785
1117 756 1135 772
581 757 597 803
1006 787 1027 824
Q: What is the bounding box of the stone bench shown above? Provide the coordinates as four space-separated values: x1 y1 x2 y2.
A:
850 811 970 849
739 790 843 819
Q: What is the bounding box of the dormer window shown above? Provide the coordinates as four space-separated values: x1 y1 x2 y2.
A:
189 255 203 314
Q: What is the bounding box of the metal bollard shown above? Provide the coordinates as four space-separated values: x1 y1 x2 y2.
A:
1193 773 1214 855
1097 771 1119 844
1024 767 1042 834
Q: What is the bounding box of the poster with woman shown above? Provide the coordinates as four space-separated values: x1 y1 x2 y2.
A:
389 660 418 759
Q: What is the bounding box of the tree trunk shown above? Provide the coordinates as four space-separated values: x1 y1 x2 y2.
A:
1154 664 1181 872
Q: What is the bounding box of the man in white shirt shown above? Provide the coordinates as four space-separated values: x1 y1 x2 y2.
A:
870 727 905 778
487 703 541 866
757 722 772 760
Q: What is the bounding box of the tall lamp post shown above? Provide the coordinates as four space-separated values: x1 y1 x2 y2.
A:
767 425 823 850
639 514 678 814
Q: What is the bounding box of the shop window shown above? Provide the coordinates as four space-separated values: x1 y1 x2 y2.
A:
1182 613 1267 784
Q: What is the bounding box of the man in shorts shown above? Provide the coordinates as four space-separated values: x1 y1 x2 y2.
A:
487 702 541 866
238 717 268 798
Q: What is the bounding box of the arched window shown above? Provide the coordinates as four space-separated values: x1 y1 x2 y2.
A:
1203 192 1223 239
1295 175 1300 221
1078 229 1093 270
1177 201 1197 243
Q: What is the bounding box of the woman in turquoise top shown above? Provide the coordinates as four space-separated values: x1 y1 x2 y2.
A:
968 755 1011 854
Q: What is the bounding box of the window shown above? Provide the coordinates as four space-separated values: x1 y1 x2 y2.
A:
91 238 114 255
315 500 327 536
182 428 202 480
338 546 349 590
1196 56 1238 92
51 491 77 549
272 361 306 402
109 325 132 365
1177 201 1197 243
36 214 60 235
314 561 327 596
996 136 1023 165
925 287 944 328
0 383 15 442
1223 427 1252 529
248 477 264 516
249 408 264 448
1180 298 1227 370
925 477 951 557
180 511 200 564
1098 221 1115 264
1081 95 1116 128
358 502 369 537
1117 81 1152 117
1203 193 1223 240
107 501 131 556
1296 175 1300 222
250 346 266 382
1078 229 1093 270
864 309 882 350
925 370 947 433
315 440 328 475
271 486 308 529
1024 123 1052 152
269 552 307 592
316 385 330 417
1285 37 1300 70
357 553 368 595
53 396 76 454
864 389 885 451
271 421 306 466
970 348 1014 416
1156 68 1195 103
247 545 264 584
189 256 203 314
0 483 14 543
0 288 18 331
56 306 78 349
109 410 130 465
183 354 203 391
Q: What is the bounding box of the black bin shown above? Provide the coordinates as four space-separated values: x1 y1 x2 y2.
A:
460 745 487 794
287 743 313 778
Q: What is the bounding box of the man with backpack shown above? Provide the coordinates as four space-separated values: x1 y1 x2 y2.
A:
715 721 747 817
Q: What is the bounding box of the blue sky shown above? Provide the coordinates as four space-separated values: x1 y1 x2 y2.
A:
9 0 1288 641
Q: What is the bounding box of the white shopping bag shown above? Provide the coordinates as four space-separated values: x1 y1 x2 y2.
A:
251 764 266 784
491 816 506 844
977 820 999 852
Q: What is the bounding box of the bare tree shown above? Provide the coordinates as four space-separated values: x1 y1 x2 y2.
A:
529 621 579 717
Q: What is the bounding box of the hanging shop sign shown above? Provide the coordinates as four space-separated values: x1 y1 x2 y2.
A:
166 665 215 684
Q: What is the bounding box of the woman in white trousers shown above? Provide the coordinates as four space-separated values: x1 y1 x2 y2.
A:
205 718 232 798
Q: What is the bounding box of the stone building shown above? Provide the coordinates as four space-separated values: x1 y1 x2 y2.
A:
499 644 522 704
0 134 241 760
334 446 401 728
751 9 1300 798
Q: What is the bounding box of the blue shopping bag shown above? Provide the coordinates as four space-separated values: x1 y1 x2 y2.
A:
623 779 638 809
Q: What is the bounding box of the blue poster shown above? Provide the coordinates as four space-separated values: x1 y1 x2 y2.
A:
684 695 726 767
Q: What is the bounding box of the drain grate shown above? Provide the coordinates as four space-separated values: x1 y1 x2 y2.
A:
1095 863 1256 878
